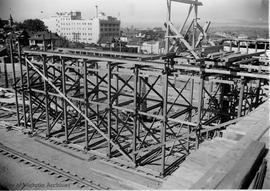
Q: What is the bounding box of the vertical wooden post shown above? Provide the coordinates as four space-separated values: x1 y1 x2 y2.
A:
219 81 231 123
96 62 99 127
207 79 213 119
196 72 204 149
107 62 112 158
115 65 119 133
255 79 261 107
77 61 81 111
133 65 138 165
246 42 249 54
18 41 27 128
187 78 194 152
237 79 245 118
10 38 20 126
51 57 57 112
161 67 168 177
3 57 9 88
138 75 142 137
61 58 68 143
26 57 34 133
237 41 240 52
84 61 88 150
255 42 258 53
189 78 194 121
141 77 148 113
43 55 50 137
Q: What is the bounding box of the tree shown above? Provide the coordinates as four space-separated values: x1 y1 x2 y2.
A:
14 22 25 30
16 19 47 32
0 18 4 28
0 18 9 29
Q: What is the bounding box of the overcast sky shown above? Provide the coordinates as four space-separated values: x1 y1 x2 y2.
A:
0 0 268 27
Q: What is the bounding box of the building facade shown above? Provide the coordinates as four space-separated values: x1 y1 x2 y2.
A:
42 11 120 44
29 31 61 50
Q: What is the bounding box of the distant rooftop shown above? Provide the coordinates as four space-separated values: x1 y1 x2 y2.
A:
29 31 60 40
52 11 119 22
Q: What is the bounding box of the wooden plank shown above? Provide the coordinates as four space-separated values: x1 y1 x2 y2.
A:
216 141 266 189
171 0 203 6
56 47 152 59
224 51 265 63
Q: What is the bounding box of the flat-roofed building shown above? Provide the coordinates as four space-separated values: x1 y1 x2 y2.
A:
42 11 120 44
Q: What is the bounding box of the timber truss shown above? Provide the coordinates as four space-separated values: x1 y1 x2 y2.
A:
165 0 213 59
9 41 269 176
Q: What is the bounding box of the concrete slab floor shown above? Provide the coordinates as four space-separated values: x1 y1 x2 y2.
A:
0 125 161 190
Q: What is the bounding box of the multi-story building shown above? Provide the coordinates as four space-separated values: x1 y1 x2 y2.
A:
42 11 120 44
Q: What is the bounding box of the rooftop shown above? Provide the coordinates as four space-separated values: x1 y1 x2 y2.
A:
29 31 60 40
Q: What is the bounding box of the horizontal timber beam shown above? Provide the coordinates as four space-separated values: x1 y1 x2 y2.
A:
171 0 202 6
